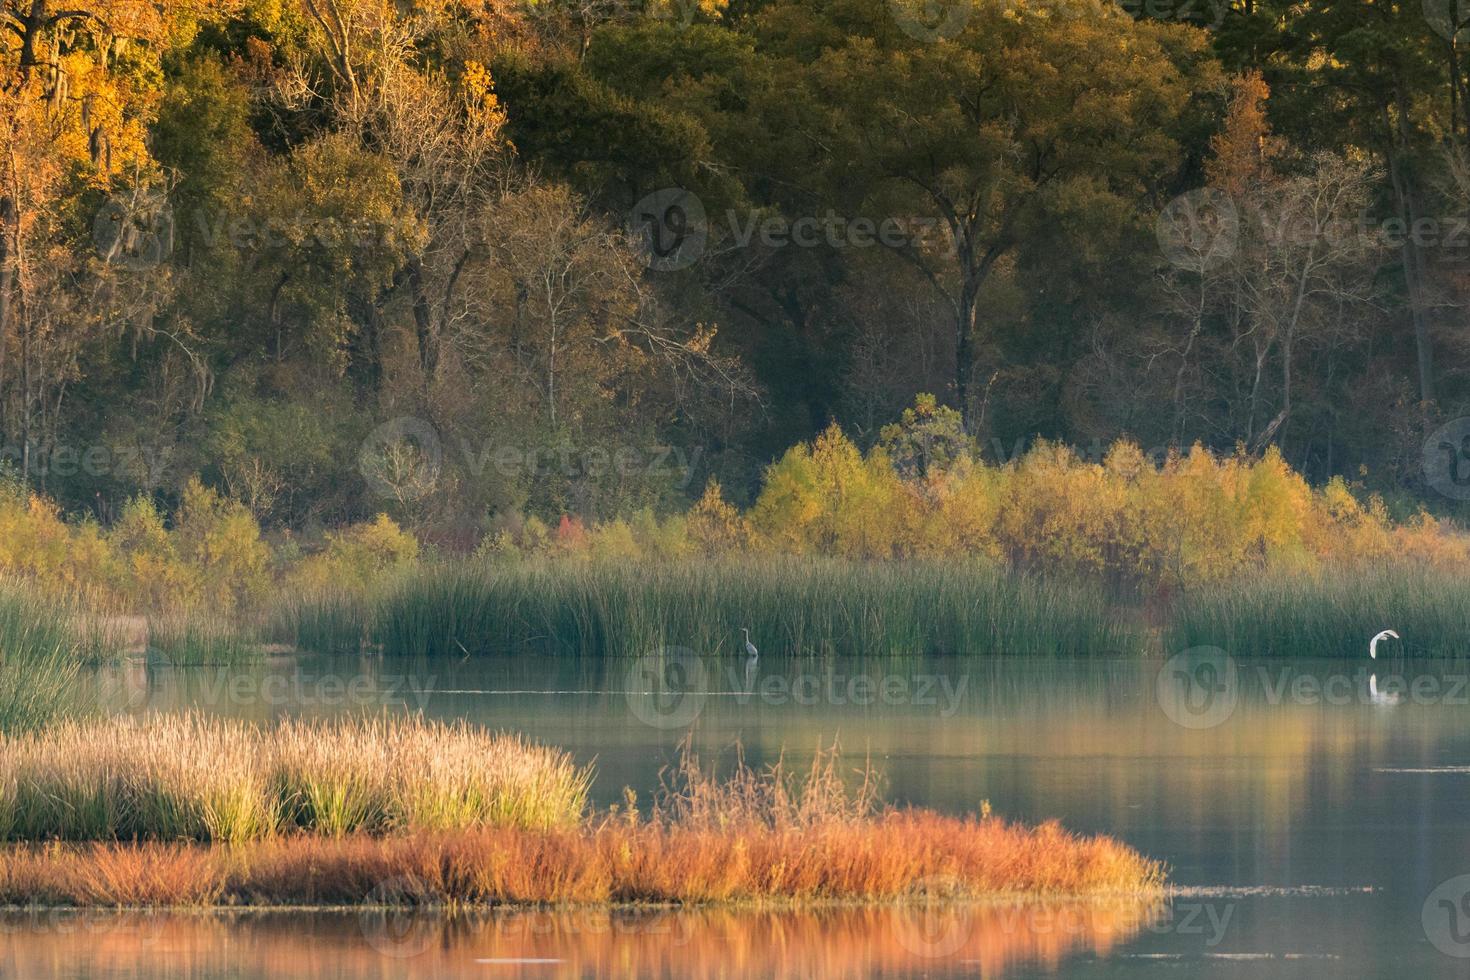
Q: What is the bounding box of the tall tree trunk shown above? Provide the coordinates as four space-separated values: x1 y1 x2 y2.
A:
955 310 973 434
19 302 30 481
1387 86 1437 406
407 257 438 383
1172 278 1207 445
955 277 980 434
0 195 15 409
1389 165 1437 406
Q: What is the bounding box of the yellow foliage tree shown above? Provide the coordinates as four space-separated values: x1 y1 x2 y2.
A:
108 495 199 608
749 424 903 559
173 478 271 612
290 513 419 593
685 480 748 555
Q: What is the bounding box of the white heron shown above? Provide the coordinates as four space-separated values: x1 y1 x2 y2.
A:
740 627 759 693
1368 629 1401 705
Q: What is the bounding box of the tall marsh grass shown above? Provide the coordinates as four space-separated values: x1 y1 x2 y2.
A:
0 584 91 732
290 559 1135 659
144 609 261 665
0 714 590 842
268 586 377 655
1169 568 1470 658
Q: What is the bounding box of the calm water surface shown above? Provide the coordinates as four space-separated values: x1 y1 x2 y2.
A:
7 652 1470 978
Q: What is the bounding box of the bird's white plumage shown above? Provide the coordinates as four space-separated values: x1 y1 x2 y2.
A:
1368 629 1401 705
1369 629 1399 660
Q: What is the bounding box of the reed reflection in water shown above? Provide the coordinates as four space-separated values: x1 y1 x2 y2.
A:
0 898 1161 979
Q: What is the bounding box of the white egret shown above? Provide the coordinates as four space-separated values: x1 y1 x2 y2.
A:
1369 629 1399 659
740 627 759 693
1368 629 1401 705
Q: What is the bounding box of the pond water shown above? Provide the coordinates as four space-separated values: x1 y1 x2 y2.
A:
8 651 1470 978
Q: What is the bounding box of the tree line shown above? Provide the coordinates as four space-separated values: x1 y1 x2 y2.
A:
2 0 1468 540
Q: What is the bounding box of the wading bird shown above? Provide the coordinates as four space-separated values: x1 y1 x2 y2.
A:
740 627 759 693
1368 629 1401 705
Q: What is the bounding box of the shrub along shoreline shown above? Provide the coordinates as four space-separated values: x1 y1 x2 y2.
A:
1 429 1467 634
0 718 1164 909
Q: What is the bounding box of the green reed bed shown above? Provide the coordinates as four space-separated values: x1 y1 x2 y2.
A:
294 559 1136 659
0 713 591 842
143 609 262 665
267 584 383 655
0 585 92 732
1168 567 1470 658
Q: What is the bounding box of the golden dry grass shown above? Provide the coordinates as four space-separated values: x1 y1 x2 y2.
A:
0 714 590 841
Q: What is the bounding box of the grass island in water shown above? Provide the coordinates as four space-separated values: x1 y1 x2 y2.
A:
0 715 1164 909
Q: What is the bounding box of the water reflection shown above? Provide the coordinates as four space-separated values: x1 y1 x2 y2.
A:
0 900 1160 979
70 653 1470 976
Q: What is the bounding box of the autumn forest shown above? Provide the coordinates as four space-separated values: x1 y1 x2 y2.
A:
2 0 1469 549
13 4 1470 961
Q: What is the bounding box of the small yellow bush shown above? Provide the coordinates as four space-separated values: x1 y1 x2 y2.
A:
290 514 419 592
173 478 272 613
685 480 747 555
109 496 200 609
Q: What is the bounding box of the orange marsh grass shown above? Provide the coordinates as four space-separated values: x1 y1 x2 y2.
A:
0 734 1164 908
0 714 590 842
0 814 1163 908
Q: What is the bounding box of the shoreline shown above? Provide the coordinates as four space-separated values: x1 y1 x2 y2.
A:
0 892 1168 914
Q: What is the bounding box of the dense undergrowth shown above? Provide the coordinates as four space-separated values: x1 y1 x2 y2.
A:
2 427 1466 623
